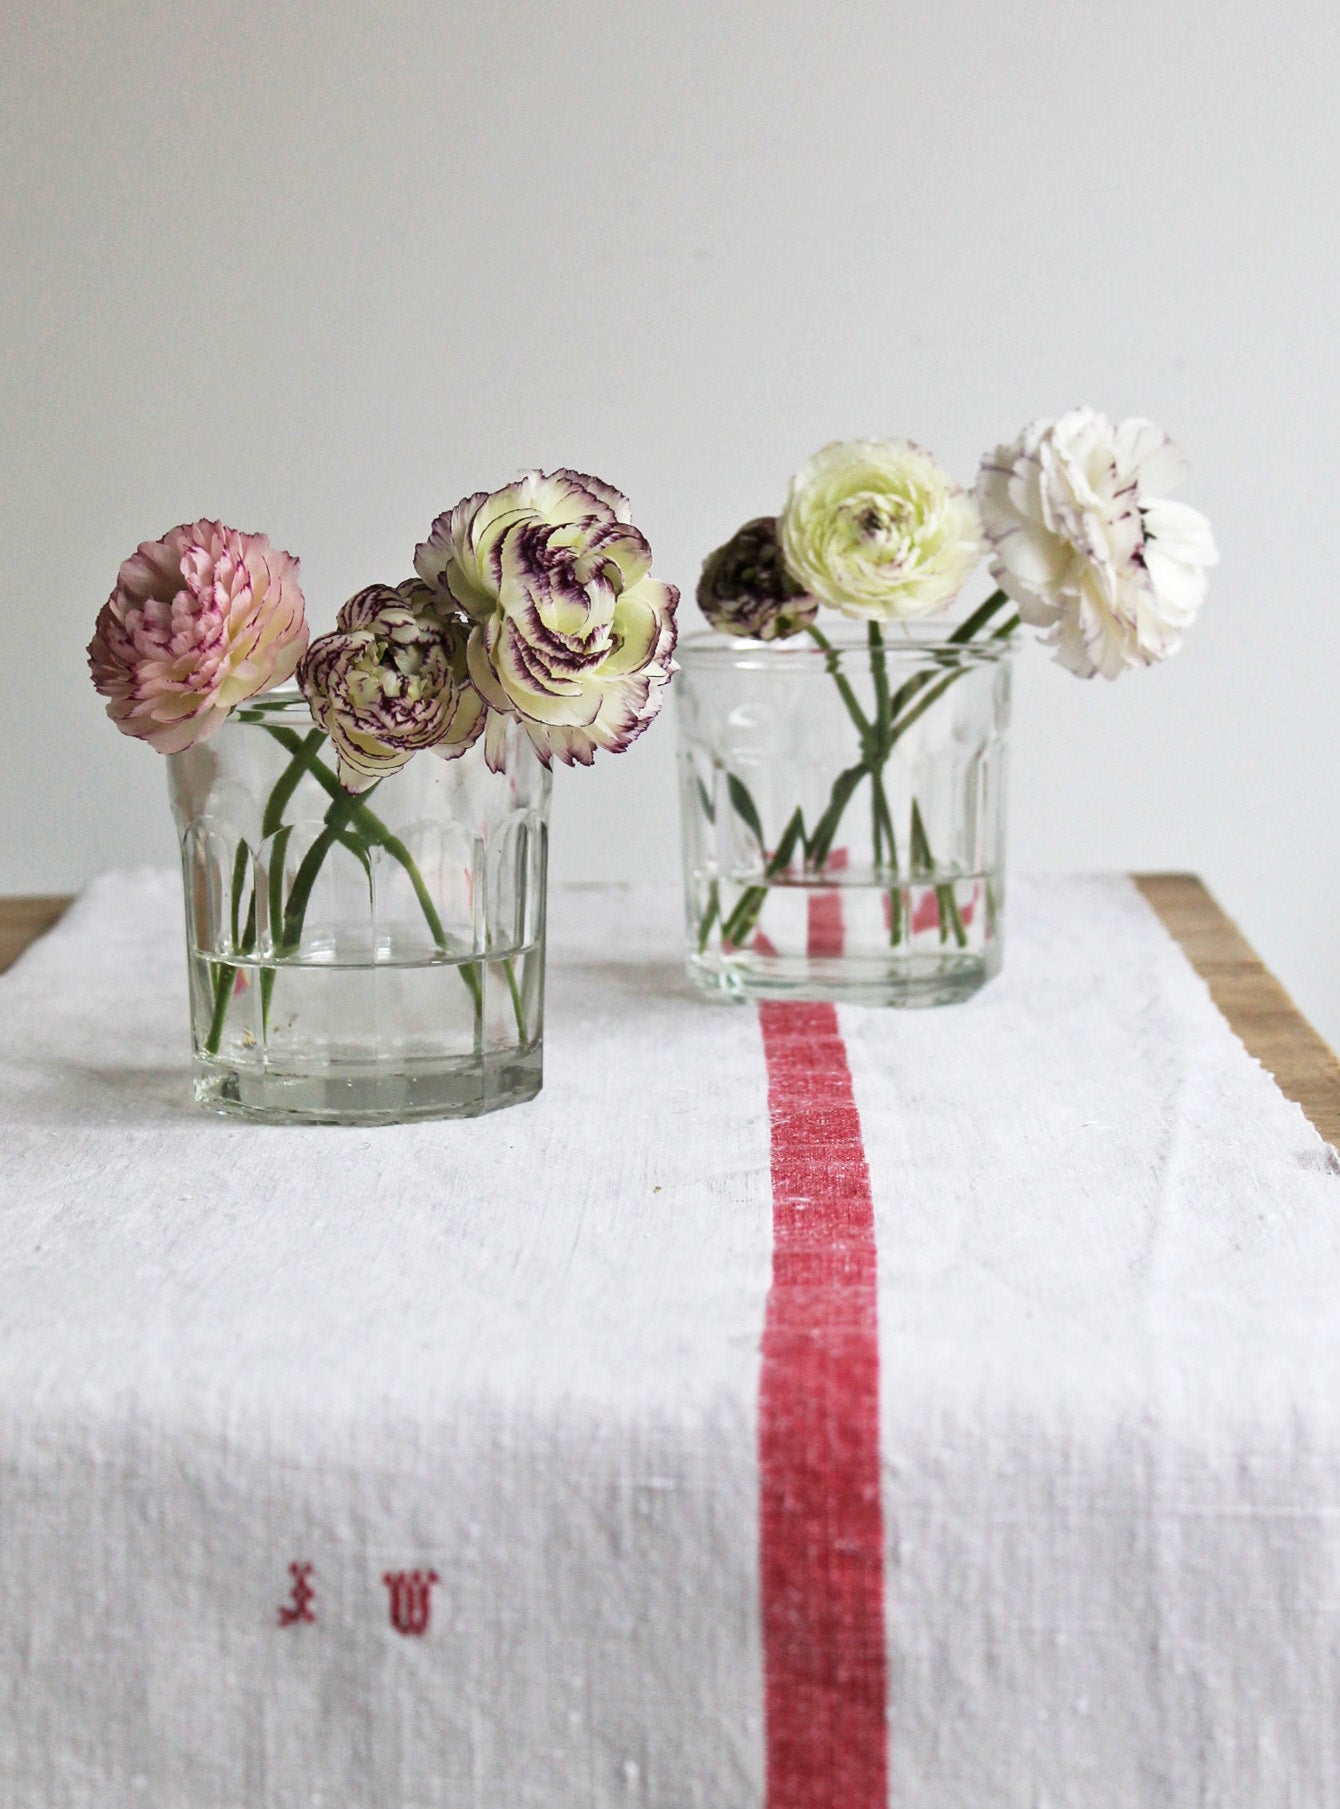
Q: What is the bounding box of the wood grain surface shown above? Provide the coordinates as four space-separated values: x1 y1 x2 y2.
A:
1134 873 1340 1151
2 878 1338 1149
0 896 70 978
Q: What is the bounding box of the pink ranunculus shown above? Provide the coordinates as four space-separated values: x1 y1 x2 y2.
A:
88 520 309 753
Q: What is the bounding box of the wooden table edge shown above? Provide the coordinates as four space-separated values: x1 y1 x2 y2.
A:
0 896 71 977
1134 874 1340 1151
3 878 1338 1151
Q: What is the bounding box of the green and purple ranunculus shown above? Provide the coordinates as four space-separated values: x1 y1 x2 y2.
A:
87 520 309 752
90 473 677 789
413 469 679 770
298 583 485 793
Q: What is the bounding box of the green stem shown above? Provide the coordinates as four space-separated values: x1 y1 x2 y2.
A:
949 587 1013 645
205 841 254 1060
720 885 766 951
803 604 1015 915
941 884 967 948
867 622 891 873
465 961 484 1013
204 735 326 1058
910 797 967 949
888 881 904 947
229 843 249 950
205 961 234 1056
867 621 891 731
720 804 808 947
864 627 904 943
718 603 1018 956
801 597 1016 885
789 618 899 889
258 823 294 1031
697 878 720 954
380 827 448 949
206 726 469 1045
878 590 1013 750
805 623 872 743
885 613 1019 746
807 760 868 873
720 795 820 946
263 725 447 949
871 772 903 943
871 768 898 875
264 728 325 835
277 793 368 956
503 957 526 1041
260 727 470 1023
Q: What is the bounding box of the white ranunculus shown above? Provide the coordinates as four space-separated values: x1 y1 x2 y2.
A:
778 439 982 622
976 408 1218 680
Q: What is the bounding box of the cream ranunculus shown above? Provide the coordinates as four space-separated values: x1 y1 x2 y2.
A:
777 439 982 622
413 469 678 769
298 583 484 793
976 408 1218 680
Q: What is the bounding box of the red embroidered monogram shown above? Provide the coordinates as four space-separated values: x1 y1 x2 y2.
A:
277 1562 316 1627
382 1569 439 1636
756 875 889 1809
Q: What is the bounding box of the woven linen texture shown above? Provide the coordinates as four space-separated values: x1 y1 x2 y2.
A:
2 874 1339 1807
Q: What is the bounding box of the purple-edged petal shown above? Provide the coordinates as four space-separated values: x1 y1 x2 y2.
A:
976 408 1216 681
414 468 676 763
299 595 489 792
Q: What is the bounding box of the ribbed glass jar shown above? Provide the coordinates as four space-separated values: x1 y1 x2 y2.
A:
167 691 550 1123
677 628 1011 1006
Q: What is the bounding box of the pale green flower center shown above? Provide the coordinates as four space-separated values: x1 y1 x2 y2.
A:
347 637 436 708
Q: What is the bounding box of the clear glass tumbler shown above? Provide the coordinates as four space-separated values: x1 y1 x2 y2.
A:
167 690 550 1123
677 627 1011 1006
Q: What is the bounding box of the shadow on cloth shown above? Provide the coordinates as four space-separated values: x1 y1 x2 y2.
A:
18 1059 199 1126
554 958 711 1009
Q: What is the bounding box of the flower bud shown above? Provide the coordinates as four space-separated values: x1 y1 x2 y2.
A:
697 517 819 641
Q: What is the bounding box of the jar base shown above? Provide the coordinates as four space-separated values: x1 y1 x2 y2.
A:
688 947 999 1009
192 1046 543 1125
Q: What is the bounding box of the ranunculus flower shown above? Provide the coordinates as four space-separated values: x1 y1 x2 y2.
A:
976 408 1218 680
778 439 982 622
413 469 678 769
298 583 485 793
88 520 308 752
697 517 819 641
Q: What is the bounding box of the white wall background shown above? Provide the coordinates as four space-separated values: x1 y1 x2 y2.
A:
5 0 1339 1046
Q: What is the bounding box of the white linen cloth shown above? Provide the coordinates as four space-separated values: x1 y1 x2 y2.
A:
1 871 1338 1808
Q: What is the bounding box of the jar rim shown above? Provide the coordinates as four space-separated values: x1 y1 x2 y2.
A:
676 625 1014 669
233 684 313 722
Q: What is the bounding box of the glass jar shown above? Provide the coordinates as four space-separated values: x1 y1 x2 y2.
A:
676 627 1011 1006
167 691 550 1123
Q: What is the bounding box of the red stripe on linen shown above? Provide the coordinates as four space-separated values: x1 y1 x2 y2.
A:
757 859 888 1809
806 848 848 959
